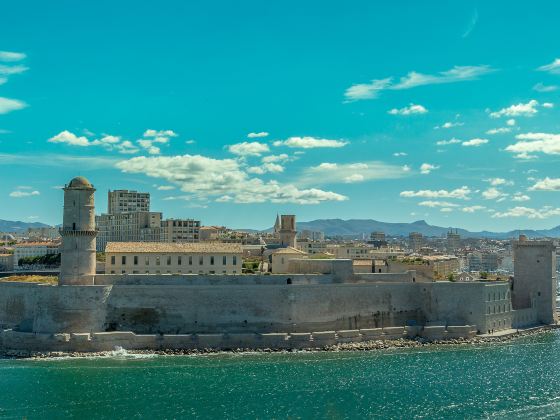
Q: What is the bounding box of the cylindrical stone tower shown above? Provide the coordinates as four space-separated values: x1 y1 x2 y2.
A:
59 176 97 285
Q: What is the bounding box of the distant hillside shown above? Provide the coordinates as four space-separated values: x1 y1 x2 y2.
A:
293 219 560 239
0 219 50 232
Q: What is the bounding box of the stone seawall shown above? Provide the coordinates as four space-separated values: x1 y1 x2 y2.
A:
0 326 477 353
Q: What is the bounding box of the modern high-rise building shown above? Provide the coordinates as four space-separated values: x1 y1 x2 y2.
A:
96 211 162 251
371 231 386 242
107 190 150 214
447 230 461 252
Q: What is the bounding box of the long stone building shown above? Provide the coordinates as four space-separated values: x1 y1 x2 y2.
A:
0 176 557 353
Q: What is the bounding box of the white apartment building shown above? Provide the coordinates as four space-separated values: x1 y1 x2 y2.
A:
96 212 163 251
13 242 60 266
105 242 243 275
107 190 150 214
160 219 201 243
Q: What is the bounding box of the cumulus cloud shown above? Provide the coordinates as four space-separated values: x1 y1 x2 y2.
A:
492 206 560 219
489 100 539 118
246 162 284 174
344 174 365 183
529 177 560 191
393 152 407 156
462 138 488 147
261 154 289 163
400 186 471 200
344 65 494 101
156 185 175 191
420 163 439 174
512 192 530 202
0 64 28 76
143 129 178 139
228 141 270 156
388 104 427 116
48 130 90 146
482 187 508 201
116 154 348 204
543 102 554 108
0 97 27 114
505 132 560 158
507 119 516 126
486 178 513 186
0 51 26 62
538 58 560 74
247 132 269 138
273 136 348 149
9 190 40 198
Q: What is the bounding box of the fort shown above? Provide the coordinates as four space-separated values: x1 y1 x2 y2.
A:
0 176 557 353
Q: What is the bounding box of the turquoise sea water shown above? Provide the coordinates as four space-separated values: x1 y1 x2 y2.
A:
2 332 560 419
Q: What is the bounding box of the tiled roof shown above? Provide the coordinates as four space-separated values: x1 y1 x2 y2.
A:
105 241 243 254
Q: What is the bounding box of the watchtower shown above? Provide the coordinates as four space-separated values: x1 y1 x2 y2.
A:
512 237 557 325
59 176 97 285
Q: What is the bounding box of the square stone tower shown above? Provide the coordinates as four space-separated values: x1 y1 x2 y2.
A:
512 237 557 325
279 215 296 248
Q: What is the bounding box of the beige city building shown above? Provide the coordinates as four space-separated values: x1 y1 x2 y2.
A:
105 242 243 275
161 219 200 243
13 242 60 266
96 211 162 251
0 254 14 271
107 189 150 214
271 247 307 273
279 215 297 248
27 227 60 240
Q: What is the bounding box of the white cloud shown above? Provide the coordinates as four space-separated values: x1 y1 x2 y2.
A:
538 58 560 74
115 140 139 154
344 65 494 101
0 51 26 62
137 139 160 155
261 154 289 163
247 163 284 174
482 187 508 201
489 100 539 118
543 102 554 108
434 121 464 129
116 154 348 204
436 138 461 146
462 138 488 147
529 177 560 191
512 193 530 202
143 129 178 138
0 97 27 114
486 127 511 135
402 164 411 172
9 190 40 198
400 186 471 200
48 130 90 147
418 200 458 208
506 132 560 157
247 132 269 138
533 83 558 93
393 152 407 156
420 163 439 174
486 178 513 186
388 104 427 116
506 119 516 126
228 141 270 156
0 64 28 76
273 136 348 149
156 185 175 191
462 205 486 213
492 206 560 219
301 161 406 186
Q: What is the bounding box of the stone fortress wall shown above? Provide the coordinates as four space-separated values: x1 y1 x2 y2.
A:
0 176 555 352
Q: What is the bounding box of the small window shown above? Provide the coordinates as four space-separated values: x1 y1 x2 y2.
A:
223 256 227 265
189 256 193 265
167 256 171 265
145 257 149 266
111 256 115 265
156 257 160 266
210 256 214 265
199 256 203 265
233 256 237 265
122 256 126 265
110 270 115 274
134 256 138 265
178 256 182 265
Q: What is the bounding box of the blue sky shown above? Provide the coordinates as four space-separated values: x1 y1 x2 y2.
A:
2 1 560 231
